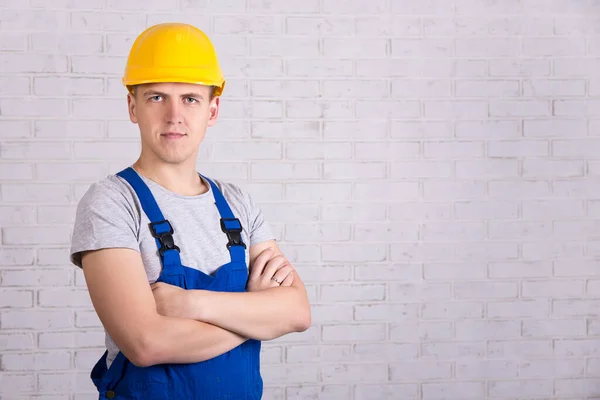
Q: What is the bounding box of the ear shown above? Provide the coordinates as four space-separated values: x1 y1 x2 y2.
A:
127 92 138 124
207 96 220 127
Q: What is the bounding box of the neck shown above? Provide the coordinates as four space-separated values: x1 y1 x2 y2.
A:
132 156 208 197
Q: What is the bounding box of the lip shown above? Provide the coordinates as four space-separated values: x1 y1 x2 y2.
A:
161 132 186 138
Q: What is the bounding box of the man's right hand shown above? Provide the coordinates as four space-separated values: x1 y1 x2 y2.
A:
246 248 294 291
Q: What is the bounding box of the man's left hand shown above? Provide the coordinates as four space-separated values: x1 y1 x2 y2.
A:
151 281 191 319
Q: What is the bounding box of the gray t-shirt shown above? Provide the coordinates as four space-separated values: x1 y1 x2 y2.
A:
70 168 275 367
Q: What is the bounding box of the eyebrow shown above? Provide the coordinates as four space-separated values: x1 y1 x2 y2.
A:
142 90 205 100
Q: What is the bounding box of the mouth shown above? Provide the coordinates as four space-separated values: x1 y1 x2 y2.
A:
161 132 186 139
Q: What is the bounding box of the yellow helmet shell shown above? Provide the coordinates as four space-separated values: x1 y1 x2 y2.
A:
122 22 225 96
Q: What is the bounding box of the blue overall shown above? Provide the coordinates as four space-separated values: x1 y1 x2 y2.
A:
89 167 263 399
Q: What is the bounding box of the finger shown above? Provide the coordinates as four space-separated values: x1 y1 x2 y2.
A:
281 272 294 287
249 248 273 281
271 264 295 285
261 255 288 280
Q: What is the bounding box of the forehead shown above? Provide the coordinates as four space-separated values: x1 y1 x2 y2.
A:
138 82 212 96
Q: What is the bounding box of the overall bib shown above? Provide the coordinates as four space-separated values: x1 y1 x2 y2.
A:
89 167 263 399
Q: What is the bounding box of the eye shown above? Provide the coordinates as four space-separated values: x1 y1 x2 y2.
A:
184 97 198 104
149 95 163 102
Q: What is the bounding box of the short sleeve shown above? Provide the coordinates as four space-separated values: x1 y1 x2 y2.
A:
70 179 140 268
244 190 276 247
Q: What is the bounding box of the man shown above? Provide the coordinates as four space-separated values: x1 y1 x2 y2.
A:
70 22 311 399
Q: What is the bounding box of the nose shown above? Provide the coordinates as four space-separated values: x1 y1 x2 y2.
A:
165 99 183 125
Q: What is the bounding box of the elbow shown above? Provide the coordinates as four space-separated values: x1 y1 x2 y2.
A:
291 304 311 333
120 327 161 368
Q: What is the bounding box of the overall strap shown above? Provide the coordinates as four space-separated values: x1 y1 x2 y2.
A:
116 167 183 274
201 175 246 264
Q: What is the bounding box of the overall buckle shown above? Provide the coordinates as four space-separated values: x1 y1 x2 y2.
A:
149 220 181 256
220 218 246 249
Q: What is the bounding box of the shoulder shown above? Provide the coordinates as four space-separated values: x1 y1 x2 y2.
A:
204 177 255 210
75 174 140 221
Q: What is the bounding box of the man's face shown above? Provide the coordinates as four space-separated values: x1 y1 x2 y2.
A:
127 82 219 165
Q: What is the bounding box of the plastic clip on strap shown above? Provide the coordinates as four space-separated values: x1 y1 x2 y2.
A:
149 219 181 256
220 218 246 249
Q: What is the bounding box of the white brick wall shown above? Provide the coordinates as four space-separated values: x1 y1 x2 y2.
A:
1 1 600 399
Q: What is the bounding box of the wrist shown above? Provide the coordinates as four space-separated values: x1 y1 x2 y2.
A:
187 289 208 321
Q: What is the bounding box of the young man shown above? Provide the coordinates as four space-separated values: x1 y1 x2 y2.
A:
70 22 311 399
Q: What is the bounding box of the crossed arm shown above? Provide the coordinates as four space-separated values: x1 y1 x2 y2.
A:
81 240 311 367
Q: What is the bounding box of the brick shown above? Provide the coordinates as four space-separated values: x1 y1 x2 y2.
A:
38 372 76 392
488 380 554 398
75 310 101 328
354 343 418 363
251 162 319 181
423 382 485 400
389 283 451 302
354 303 419 321
390 321 454 342
286 183 351 202
390 362 452 380
491 100 551 117
37 248 70 266
357 142 421 160
392 0 453 14
73 141 141 160
0 373 35 394
555 339 600 357
355 223 418 243
456 320 520 340
72 98 126 118
322 244 386 262
423 17 487 36
261 203 319 223
0 333 34 351
489 262 552 279
1 351 70 371
457 160 519 178
248 0 319 12
251 81 319 99
555 100 600 117
30 0 105 7
2 226 71 245
71 55 125 75
394 79 453 100
0 53 68 73
0 164 33 180
0 121 31 139
0 289 33 308
456 120 520 138
421 342 486 359
355 181 420 202
37 163 108 182
105 33 137 56
488 299 549 318
424 180 485 201
0 249 35 266
0 98 68 117
555 259 600 277
524 79 587 97
524 38 586 57
322 204 386 222
554 17 600 35
38 289 92 308
424 101 488 118
355 384 419 400
286 59 353 77
523 318 586 338
421 301 483 319
488 140 549 157
322 363 387 383
286 385 352 400
0 10 68 30
489 59 551 77
392 121 452 139
325 121 387 139
357 101 420 119
1 267 72 288
31 33 103 55
422 221 486 241
355 264 421 282
424 263 486 280
488 340 553 358
286 345 352 363
2 183 70 204
250 37 319 57
424 141 483 158
0 207 35 225
391 243 454 263
488 180 550 199
37 206 77 225
523 199 584 219
287 100 354 119
0 142 71 160
456 360 518 379
457 38 520 57
587 280 600 295
285 223 351 242
1 310 73 329
322 324 385 342
286 142 351 160
389 202 453 220
522 242 583 260
554 300 600 317
489 17 554 35
324 162 386 180
358 16 421 36
324 80 388 99
309 304 353 323
456 243 519 261
0 76 29 96
38 331 104 349
555 379 600 397
392 161 453 178
489 221 552 240
553 139 600 157
215 16 282 35
455 201 518 219
454 282 518 300
320 284 385 302
456 79 520 97
35 121 104 139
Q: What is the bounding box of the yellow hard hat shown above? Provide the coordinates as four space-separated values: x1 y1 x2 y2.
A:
122 22 225 96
